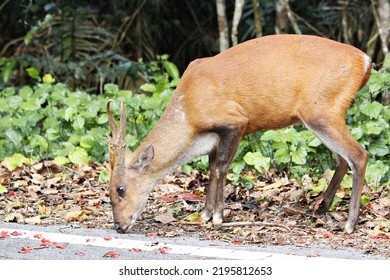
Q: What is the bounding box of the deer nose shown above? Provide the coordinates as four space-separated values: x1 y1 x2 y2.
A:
114 223 123 233
115 222 131 234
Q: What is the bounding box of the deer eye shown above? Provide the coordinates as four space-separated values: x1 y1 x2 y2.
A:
117 186 125 197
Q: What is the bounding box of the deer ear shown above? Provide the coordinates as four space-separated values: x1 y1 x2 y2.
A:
135 144 154 171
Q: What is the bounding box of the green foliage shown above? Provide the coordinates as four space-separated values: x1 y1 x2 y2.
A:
233 71 389 188
0 57 388 192
0 57 176 165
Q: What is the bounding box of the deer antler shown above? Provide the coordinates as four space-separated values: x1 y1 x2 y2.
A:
106 100 127 153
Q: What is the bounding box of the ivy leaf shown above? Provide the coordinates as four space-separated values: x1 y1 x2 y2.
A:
3 153 30 171
5 129 22 145
261 130 283 142
103 83 119 94
53 156 70 166
64 107 75 121
368 141 389 156
72 115 85 130
291 146 307 165
45 128 60 141
350 127 364 140
365 161 389 183
360 102 383 119
80 135 95 149
284 128 300 145
140 83 156 93
7 95 23 110
364 119 388 135
274 147 290 164
243 151 271 172
68 148 90 164
28 135 49 152
20 99 40 111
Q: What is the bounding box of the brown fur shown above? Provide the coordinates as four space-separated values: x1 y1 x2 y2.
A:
108 34 371 234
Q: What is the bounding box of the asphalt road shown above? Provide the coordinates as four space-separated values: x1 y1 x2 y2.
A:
1 222 389 280
0 221 387 261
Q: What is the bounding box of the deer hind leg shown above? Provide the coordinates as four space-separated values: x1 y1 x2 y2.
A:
303 119 368 233
315 155 348 215
201 125 243 225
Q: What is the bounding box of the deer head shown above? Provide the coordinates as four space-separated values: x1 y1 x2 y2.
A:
106 100 155 233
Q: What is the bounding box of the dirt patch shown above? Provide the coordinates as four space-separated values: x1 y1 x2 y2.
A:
0 161 389 258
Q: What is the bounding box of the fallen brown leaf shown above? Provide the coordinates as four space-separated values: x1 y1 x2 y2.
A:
154 213 177 224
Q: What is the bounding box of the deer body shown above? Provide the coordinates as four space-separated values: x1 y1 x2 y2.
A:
107 34 371 234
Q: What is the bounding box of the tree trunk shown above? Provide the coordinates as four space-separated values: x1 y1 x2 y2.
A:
373 0 390 56
231 0 245 46
216 0 229 52
275 0 289 34
252 0 262 37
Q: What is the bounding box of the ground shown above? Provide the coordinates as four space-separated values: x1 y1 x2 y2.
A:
0 160 389 258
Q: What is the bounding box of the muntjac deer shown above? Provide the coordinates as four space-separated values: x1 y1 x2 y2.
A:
107 34 371 234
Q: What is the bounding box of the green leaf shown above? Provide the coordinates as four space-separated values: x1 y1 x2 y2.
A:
364 119 389 135
0 185 8 194
350 127 364 140
68 148 90 164
80 135 95 149
368 141 389 156
53 156 70 166
384 55 390 67
306 133 322 147
163 61 180 80
98 169 109 183
97 113 108 124
4 153 30 171
365 161 389 183
20 99 40 111
72 115 85 130
28 135 49 151
140 83 156 93
274 147 291 164
26 67 41 81
7 95 23 111
243 151 271 172
360 195 370 207
1 60 15 83
5 129 22 145
329 195 342 211
19 86 33 98
45 128 60 141
64 107 75 121
291 146 307 165
284 128 300 145
340 175 353 189
104 83 119 94
261 130 283 142
360 102 383 119
231 160 246 175
308 178 327 195
42 74 55 84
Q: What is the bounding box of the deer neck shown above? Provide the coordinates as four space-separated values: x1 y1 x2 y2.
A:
128 92 218 182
